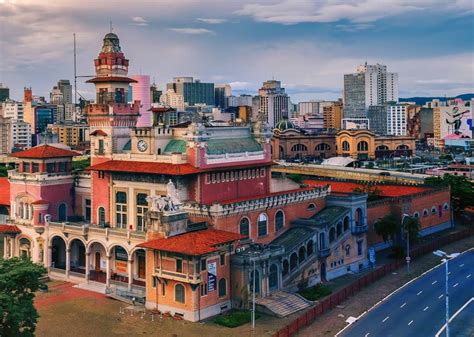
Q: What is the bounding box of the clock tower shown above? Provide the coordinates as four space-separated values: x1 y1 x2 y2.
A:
85 32 140 165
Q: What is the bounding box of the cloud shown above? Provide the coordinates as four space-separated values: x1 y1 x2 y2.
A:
167 28 215 35
235 0 473 25
131 16 148 26
196 18 227 24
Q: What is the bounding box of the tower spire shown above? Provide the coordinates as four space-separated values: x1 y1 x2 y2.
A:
110 21 113 33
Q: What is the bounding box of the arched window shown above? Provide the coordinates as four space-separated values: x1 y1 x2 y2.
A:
316 143 330 151
443 203 449 210
269 264 278 290
282 260 289 276
58 203 67 222
431 206 437 214
319 232 326 250
307 240 314 256
275 211 284 232
290 253 298 271
239 217 250 236
413 212 420 218
342 141 350 151
291 144 308 152
343 216 350 231
175 284 185 303
355 208 363 226
329 227 336 243
357 141 369 152
336 222 342 237
376 145 389 151
298 246 306 263
397 144 409 150
98 207 106 226
423 209 429 217
218 278 227 297
345 245 351 256
257 213 268 237
307 203 316 211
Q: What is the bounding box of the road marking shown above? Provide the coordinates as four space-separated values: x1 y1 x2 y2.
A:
382 316 389 323
439 294 444 299
448 272 451 275
453 283 459 288
408 320 414 326
424 306 429 311
467 274 471 279
417 290 423 295
365 333 370 337
459 264 464 267
400 302 406 308
432 281 437 285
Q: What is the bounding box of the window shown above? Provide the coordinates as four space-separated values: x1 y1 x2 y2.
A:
201 258 207 271
413 212 419 218
218 278 227 297
38 212 42 224
357 141 369 152
423 209 429 217
200 283 208 296
176 259 183 273
431 206 437 214
58 162 67 172
136 193 148 231
32 163 39 173
220 253 225 266
343 217 349 231
98 139 104 154
85 199 91 222
307 203 316 211
162 284 166 296
239 217 250 236
98 207 106 226
345 245 351 256
257 213 268 237
329 227 336 243
47 162 55 173
115 191 127 228
175 284 185 304
58 203 67 222
443 203 449 210
275 211 284 231
23 162 30 173
342 141 350 151
357 240 363 256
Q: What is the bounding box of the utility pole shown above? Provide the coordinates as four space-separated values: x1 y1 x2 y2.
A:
252 259 256 329
73 33 77 106
445 258 450 337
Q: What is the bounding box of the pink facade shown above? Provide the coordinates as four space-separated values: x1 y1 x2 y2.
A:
132 75 151 127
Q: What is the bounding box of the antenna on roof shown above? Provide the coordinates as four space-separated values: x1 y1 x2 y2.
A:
110 21 113 33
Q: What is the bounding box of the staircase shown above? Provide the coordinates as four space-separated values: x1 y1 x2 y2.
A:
255 291 311 317
74 281 107 294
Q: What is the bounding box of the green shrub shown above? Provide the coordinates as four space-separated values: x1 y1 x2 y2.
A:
213 310 260 328
298 284 332 301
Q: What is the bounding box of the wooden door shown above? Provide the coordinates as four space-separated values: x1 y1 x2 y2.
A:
95 252 101 271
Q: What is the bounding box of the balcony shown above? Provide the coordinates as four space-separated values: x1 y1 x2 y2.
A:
318 248 330 258
352 225 368 234
48 222 146 240
154 268 202 284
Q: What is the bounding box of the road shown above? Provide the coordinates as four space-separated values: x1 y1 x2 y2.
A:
338 250 474 337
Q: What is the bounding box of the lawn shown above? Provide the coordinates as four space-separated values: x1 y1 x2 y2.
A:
213 310 261 328
298 284 332 301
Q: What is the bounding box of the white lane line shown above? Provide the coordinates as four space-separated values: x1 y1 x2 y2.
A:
467 274 471 279
453 283 459 288
439 294 444 299
365 333 370 337
417 290 423 295
459 264 464 267
432 281 438 285
424 306 429 311
448 272 451 275
400 302 407 308
408 320 414 326
382 316 389 323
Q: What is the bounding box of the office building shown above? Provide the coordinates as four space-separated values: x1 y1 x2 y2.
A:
0 116 11 154
0 84 9 102
166 77 214 106
214 84 232 108
57 80 73 104
50 87 64 105
368 105 388 135
344 63 398 118
227 95 253 108
48 121 90 148
368 103 407 136
10 120 32 150
298 101 319 116
323 101 343 129
1 100 24 121
258 80 290 127
34 105 57 135
159 89 185 110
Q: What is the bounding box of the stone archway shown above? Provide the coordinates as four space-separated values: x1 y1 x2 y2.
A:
69 239 86 275
51 236 66 269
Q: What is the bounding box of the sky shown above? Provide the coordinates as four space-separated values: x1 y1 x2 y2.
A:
0 0 473 102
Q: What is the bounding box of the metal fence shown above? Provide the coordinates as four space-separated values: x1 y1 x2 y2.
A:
272 227 474 337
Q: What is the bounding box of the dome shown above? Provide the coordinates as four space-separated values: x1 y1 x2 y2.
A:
274 118 296 131
101 32 121 53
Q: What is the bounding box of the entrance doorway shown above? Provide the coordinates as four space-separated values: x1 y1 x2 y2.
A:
95 252 101 271
137 253 146 279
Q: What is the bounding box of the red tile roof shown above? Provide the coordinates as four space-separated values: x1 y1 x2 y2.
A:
139 229 245 256
90 130 108 136
86 76 138 83
304 180 430 197
88 160 202 176
0 225 21 234
12 145 80 159
0 177 10 206
31 199 49 205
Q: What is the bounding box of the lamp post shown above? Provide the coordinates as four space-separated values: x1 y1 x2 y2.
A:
433 250 460 337
252 258 256 329
401 213 411 274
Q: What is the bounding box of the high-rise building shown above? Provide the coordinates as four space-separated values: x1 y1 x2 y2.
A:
50 87 64 105
258 80 290 127
160 89 185 110
298 101 319 116
10 120 32 150
0 84 9 102
367 103 407 136
1 100 24 121
214 84 232 108
48 121 90 148
227 95 253 108
132 75 152 127
150 83 162 103
57 80 73 104
323 101 343 129
0 116 11 154
344 63 398 118
166 77 214 106
33 105 58 135
367 105 387 135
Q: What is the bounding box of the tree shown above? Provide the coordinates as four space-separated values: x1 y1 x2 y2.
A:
374 214 420 245
425 174 474 212
353 185 382 202
0 257 47 337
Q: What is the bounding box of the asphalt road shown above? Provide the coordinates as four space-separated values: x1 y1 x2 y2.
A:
339 250 474 337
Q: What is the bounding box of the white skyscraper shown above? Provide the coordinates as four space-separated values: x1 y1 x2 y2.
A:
258 80 290 127
1 100 24 121
344 63 399 118
387 104 407 136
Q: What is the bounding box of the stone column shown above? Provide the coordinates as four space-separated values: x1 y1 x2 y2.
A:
106 254 111 287
47 245 52 271
85 252 91 282
66 248 71 279
127 258 133 290
3 236 8 259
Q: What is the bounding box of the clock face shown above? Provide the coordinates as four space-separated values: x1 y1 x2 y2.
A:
137 140 148 152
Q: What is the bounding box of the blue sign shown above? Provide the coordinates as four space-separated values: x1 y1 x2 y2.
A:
368 247 376 264
208 262 217 292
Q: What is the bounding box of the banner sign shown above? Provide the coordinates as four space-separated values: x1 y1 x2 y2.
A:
208 262 217 292
115 261 127 273
115 247 128 261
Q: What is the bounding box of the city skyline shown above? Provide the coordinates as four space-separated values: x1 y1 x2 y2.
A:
1 0 473 102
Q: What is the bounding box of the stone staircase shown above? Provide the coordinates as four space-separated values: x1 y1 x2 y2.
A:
255 291 311 317
74 281 107 294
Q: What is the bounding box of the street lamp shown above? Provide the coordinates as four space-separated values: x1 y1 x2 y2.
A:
433 250 460 337
252 258 256 329
401 213 411 274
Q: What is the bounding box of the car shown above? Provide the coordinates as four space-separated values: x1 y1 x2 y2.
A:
379 171 391 176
